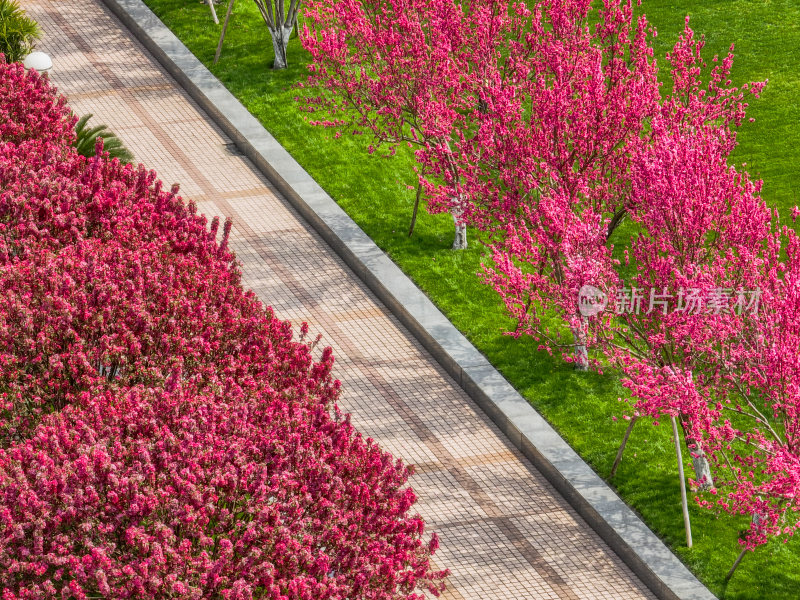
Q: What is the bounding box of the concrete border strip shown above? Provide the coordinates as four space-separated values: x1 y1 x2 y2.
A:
97 1 717 598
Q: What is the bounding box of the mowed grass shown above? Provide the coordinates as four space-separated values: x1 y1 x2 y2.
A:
140 1 800 597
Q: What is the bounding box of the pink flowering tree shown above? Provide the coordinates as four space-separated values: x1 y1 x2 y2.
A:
602 109 771 542
478 16 762 377
300 0 518 249
617 221 800 573
461 0 660 371
593 21 768 546
673 227 800 574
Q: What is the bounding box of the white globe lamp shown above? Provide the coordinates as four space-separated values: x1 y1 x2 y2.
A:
22 51 53 73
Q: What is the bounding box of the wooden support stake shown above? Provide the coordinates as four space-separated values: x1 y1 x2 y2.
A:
725 548 747 581
610 415 638 478
672 416 693 548
214 0 236 64
408 180 422 237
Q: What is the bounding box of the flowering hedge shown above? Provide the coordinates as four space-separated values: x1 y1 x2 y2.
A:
0 238 338 441
0 60 74 146
0 60 445 598
0 137 232 269
0 386 442 599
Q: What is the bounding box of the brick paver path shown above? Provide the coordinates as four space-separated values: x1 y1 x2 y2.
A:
25 1 658 598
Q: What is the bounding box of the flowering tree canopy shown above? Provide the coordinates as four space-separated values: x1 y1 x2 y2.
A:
302 0 800 563
300 0 516 248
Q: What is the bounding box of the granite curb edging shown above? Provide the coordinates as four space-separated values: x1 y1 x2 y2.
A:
96 1 717 598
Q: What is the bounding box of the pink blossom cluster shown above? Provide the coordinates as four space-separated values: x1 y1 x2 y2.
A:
0 60 446 597
0 386 443 599
0 238 336 442
299 0 800 556
300 0 662 357
0 59 75 146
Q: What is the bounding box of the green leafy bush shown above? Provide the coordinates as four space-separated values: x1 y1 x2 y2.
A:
73 113 134 163
0 0 40 64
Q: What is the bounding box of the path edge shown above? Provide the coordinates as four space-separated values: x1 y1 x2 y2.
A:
97 2 717 599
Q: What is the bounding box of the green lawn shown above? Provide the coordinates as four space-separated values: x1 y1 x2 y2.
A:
139 1 800 597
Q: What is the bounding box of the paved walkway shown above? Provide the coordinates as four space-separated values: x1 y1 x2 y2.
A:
25 1 657 598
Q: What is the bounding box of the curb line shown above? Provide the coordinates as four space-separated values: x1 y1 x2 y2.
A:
98 1 717 598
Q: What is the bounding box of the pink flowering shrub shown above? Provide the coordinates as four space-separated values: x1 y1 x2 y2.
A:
0 139 233 267
0 385 445 599
0 238 338 441
0 64 446 597
0 59 74 146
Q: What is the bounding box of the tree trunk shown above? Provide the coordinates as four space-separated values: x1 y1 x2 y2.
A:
570 315 589 372
96 361 121 381
206 0 219 24
268 24 293 70
688 439 714 491
679 416 714 490
451 206 467 250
